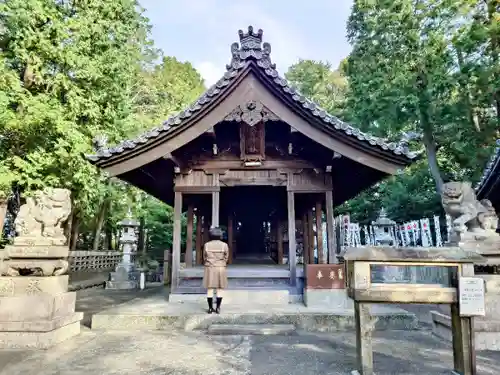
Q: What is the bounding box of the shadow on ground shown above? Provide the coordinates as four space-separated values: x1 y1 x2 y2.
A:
76 284 168 327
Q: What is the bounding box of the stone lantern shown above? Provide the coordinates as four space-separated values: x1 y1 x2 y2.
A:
371 208 396 246
106 212 140 289
371 208 404 282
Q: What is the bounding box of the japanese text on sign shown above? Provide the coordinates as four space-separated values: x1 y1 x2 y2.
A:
459 277 485 317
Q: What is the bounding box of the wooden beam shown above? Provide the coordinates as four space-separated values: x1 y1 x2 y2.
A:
277 221 284 265
315 199 324 264
195 210 203 265
227 214 234 264
163 153 184 168
325 190 336 264
171 191 182 288
302 212 310 265
287 191 297 286
185 204 194 268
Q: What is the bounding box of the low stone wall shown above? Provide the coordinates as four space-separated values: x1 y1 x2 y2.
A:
68 251 121 272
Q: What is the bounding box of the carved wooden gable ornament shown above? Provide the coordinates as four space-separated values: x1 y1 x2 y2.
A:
225 101 279 162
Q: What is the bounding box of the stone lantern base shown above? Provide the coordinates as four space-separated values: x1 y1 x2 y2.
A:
0 275 83 348
106 265 139 290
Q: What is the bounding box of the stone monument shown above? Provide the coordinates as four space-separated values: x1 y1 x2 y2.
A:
0 188 83 348
106 214 140 290
432 181 500 350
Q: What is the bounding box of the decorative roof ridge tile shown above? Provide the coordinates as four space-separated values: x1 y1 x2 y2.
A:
475 139 500 192
87 26 418 163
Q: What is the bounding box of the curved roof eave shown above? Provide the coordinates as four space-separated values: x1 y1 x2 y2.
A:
86 26 419 170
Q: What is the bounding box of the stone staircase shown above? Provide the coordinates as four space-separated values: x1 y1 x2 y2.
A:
202 289 298 335
169 288 291 305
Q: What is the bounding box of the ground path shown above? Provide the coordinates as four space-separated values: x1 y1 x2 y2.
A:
0 285 497 375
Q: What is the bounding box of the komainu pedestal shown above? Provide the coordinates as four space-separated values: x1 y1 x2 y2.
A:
432 182 500 350
0 188 82 348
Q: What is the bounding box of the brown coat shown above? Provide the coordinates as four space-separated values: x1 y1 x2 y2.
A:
203 240 229 289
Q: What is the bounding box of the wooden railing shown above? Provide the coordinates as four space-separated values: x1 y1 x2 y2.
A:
68 251 121 272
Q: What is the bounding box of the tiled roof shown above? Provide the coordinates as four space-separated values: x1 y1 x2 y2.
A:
475 139 500 194
87 26 419 164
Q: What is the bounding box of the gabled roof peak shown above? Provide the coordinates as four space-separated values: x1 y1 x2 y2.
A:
227 26 275 71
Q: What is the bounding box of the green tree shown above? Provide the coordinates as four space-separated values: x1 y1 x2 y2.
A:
285 59 348 117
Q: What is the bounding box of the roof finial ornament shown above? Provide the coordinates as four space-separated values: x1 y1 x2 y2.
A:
92 134 108 153
227 26 275 71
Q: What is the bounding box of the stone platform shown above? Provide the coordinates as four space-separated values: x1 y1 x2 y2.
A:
91 290 418 332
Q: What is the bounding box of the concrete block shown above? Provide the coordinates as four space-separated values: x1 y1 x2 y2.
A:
0 292 76 321
303 289 352 309
0 276 69 297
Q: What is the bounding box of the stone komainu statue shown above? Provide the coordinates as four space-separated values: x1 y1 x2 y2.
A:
0 188 72 277
441 181 498 239
14 188 71 244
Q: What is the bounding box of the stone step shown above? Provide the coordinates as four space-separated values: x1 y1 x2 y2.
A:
208 323 296 336
169 289 290 305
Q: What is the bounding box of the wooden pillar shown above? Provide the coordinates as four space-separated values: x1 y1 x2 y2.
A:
227 213 234 264
287 191 296 285
203 214 210 244
315 199 324 264
325 190 336 264
171 191 182 288
185 204 194 268
195 210 203 265
307 208 315 264
211 191 220 228
355 301 374 375
451 263 476 375
302 212 310 265
277 221 284 265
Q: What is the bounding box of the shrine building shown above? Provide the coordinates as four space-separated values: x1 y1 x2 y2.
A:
476 139 500 214
87 26 417 296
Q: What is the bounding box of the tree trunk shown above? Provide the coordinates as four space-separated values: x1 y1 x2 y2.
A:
456 47 480 131
92 199 108 251
69 214 80 251
138 216 146 254
417 71 445 193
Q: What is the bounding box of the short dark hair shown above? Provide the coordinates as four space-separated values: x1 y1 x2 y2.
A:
208 227 223 241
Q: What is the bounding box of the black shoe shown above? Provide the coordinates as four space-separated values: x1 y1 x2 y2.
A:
207 297 214 314
215 297 222 314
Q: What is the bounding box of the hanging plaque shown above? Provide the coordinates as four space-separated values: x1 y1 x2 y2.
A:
459 277 485 317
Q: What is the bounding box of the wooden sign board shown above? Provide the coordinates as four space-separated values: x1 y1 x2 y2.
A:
306 264 346 289
459 277 486 317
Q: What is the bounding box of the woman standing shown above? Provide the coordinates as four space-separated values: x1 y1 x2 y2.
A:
203 227 229 314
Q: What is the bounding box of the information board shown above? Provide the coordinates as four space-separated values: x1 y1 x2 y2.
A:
459 277 486 317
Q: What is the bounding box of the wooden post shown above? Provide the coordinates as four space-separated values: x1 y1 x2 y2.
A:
354 301 374 375
315 199 324 264
211 191 220 228
325 190 336 264
228 213 234 264
302 212 310 265
287 191 296 286
277 221 284 265
171 191 182 288
185 204 194 268
195 210 202 265
308 208 315 264
451 263 476 375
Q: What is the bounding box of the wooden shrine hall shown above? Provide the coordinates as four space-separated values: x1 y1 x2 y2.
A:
87 26 417 293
